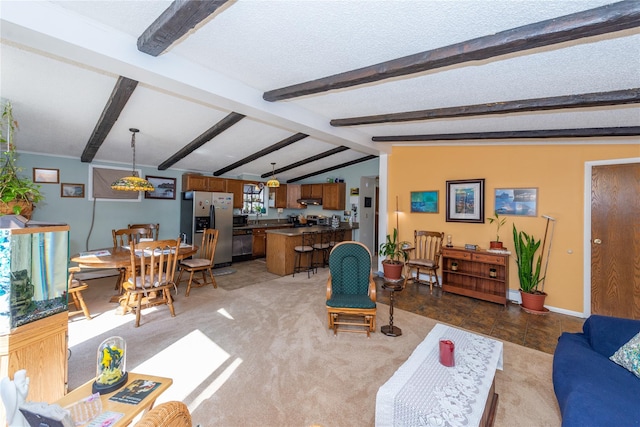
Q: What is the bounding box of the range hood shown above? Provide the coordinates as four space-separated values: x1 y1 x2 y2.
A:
297 198 322 205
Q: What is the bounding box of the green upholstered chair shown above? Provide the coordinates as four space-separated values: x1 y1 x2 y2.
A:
326 241 377 336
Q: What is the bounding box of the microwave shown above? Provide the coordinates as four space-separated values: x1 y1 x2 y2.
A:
233 215 248 227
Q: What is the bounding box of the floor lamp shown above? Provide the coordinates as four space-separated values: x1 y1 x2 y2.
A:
395 195 400 234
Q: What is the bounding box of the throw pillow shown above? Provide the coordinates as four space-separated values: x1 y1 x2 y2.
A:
609 331 640 379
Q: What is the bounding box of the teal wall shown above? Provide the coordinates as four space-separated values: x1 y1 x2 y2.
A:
16 153 379 256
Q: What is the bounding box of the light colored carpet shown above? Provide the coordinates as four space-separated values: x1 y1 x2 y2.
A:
67 268 561 426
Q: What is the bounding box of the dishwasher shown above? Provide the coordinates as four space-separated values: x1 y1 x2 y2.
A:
232 229 253 261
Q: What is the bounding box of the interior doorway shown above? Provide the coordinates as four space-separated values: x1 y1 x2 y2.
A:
587 159 640 319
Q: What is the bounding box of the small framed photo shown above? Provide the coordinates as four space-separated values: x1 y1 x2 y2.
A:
145 176 176 200
446 179 485 223
410 190 439 213
350 187 359 195
61 183 85 198
33 168 59 183
494 188 538 217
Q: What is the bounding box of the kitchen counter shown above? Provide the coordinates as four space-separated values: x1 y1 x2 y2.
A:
233 223 293 231
265 225 354 276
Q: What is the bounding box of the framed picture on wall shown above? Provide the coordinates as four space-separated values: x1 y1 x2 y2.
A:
410 190 439 213
494 188 538 217
33 168 59 183
61 183 85 198
446 179 485 223
145 176 176 200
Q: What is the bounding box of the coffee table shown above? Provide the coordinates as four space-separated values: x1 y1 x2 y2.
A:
375 323 503 427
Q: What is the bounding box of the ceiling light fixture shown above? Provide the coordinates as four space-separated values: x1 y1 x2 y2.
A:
111 128 155 192
266 162 280 188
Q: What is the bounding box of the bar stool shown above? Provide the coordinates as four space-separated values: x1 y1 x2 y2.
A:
313 230 332 268
68 267 91 320
293 232 316 278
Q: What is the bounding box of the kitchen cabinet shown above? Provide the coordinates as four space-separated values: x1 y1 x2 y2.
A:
286 184 306 209
182 174 209 191
301 184 323 199
441 247 509 306
322 183 346 210
252 228 267 258
226 179 244 209
182 174 226 192
208 177 226 192
274 184 288 209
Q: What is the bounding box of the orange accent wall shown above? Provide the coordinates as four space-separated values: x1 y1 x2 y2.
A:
387 144 640 313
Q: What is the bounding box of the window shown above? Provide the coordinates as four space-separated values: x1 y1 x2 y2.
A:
242 184 265 214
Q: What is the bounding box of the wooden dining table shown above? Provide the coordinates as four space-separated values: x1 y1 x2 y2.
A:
70 244 198 310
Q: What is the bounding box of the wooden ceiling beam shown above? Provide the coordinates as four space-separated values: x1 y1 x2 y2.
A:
372 126 640 142
264 2 640 101
81 76 138 163
138 0 230 56
213 133 308 176
260 146 349 178
331 88 640 126
287 155 378 183
158 112 245 170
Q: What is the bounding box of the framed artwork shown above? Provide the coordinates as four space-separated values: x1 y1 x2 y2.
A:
410 190 439 213
60 183 85 198
494 187 538 217
145 176 176 200
446 179 485 223
33 168 59 183
350 187 359 195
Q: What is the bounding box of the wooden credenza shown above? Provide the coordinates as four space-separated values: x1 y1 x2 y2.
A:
441 247 509 306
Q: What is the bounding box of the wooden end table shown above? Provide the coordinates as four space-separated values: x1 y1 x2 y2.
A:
55 372 172 426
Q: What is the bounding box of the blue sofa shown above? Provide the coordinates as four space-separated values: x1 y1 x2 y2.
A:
553 315 640 426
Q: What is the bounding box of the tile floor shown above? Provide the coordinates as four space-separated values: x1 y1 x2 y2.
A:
227 260 585 355
374 276 585 354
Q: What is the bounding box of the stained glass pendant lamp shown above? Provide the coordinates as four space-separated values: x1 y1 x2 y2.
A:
111 128 154 192
266 162 280 188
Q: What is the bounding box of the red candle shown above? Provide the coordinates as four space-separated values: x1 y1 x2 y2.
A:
439 339 455 367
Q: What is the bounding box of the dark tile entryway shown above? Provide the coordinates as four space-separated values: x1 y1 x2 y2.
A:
374 276 585 354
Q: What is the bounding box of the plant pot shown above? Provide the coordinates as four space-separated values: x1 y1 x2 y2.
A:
0 200 34 219
489 241 504 249
520 290 548 314
382 261 404 281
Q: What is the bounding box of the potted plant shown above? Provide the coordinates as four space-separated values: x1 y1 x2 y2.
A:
0 101 43 219
379 228 410 280
512 223 546 313
487 212 507 249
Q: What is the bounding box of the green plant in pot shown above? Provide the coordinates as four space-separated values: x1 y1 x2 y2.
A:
487 212 507 249
512 223 546 313
0 101 43 218
379 228 410 280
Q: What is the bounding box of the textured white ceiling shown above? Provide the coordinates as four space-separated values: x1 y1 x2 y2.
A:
1 0 638 182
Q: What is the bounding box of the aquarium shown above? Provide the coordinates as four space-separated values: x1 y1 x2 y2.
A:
0 217 69 334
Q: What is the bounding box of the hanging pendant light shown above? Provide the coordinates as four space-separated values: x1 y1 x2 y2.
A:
266 162 280 188
111 128 155 192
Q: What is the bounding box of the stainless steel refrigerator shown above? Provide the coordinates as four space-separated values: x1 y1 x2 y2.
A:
180 191 233 267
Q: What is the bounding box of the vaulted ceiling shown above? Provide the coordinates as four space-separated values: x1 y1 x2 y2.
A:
1 1 638 183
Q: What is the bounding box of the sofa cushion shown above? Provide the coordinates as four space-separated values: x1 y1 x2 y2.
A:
610 331 640 379
584 314 640 357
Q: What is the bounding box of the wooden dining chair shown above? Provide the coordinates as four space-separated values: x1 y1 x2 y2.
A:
129 223 160 241
177 228 218 296
405 230 445 293
112 227 152 292
123 238 180 327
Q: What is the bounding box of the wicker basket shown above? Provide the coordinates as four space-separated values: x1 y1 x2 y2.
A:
0 200 34 219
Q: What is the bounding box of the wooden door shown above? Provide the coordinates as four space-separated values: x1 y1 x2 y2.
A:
591 163 640 319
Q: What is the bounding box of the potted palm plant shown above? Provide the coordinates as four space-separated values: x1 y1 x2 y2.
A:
0 101 43 218
512 223 546 313
379 228 409 280
487 212 507 249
